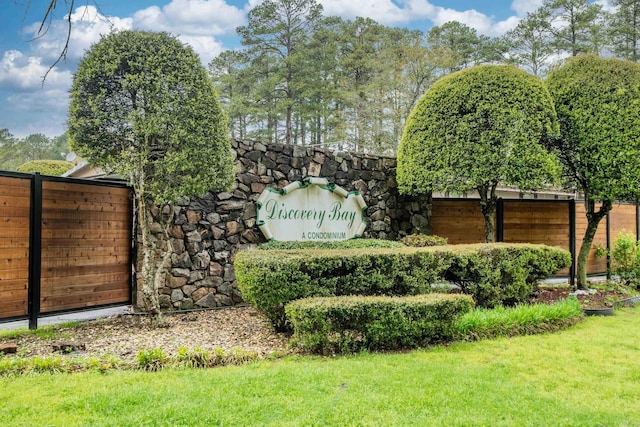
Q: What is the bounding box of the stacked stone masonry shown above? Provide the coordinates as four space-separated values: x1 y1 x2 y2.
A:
143 139 428 311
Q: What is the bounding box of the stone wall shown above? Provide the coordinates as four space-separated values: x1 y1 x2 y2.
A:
143 139 429 311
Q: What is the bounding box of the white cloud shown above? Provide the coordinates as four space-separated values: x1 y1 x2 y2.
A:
132 0 245 36
178 35 225 64
0 50 72 91
511 0 545 17
317 0 519 36
26 6 132 61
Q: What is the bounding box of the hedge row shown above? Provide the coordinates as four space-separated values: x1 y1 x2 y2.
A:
286 294 474 354
235 243 571 330
258 239 405 250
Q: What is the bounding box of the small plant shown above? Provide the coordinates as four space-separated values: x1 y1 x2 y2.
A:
611 231 640 288
137 348 169 371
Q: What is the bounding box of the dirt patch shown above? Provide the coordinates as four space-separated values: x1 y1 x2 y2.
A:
532 288 627 308
0 306 290 362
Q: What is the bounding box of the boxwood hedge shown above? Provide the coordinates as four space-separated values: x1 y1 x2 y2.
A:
235 243 570 330
286 293 474 354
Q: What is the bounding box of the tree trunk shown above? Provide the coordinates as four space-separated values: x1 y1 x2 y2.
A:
576 199 611 289
137 192 160 316
478 184 497 243
424 191 433 235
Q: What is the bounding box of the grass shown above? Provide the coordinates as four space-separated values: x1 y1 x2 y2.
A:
0 321 82 340
1 307 639 426
455 297 584 340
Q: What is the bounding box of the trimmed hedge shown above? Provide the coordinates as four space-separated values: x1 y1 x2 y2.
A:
286 294 474 354
16 160 73 176
236 247 454 330
235 243 571 329
445 244 572 308
258 239 405 250
400 234 448 247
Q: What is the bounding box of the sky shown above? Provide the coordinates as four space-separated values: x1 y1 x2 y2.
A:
0 0 595 138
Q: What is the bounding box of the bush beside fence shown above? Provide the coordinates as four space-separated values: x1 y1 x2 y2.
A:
235 243 571 329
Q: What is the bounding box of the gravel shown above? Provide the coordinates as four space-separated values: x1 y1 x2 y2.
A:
0 306 290 362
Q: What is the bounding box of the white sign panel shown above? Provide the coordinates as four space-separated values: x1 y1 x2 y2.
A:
256 178 367 241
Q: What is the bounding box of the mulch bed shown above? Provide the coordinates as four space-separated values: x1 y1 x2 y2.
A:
532 287 627 308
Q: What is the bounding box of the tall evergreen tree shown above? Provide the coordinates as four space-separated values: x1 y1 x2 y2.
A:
544 0 605 56
609 0 640 61
236 0 323 145
504 8 555 76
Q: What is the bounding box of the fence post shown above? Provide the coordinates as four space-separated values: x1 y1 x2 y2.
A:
569 199 576 288
496 198 504 242
27 173 43 329
606 211 611 280
636 203 639 243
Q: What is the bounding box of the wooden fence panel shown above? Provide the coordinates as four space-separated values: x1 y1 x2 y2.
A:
503 200 571 276
39 181 132 313
609 203 637 241
0 176 31 319
432 200 487 244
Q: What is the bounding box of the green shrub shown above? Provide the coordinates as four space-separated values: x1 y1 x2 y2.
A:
236 243 571 329
258 239 405 250
16 160 74 176
611 231 640 288
286 294 474 354
445 244 571 308
400 234 448 247
455 297 583 341
235 247 456 330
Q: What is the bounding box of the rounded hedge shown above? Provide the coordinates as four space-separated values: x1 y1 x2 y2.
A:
16 160 73 176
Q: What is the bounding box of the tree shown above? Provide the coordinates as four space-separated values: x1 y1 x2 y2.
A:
545 54 640 289
426 21 487 74
68 31 234 315
0 129 21 171
609 0 640 61
544 0 605 56
21 133 56 161
504 8 555 76
397 65 560 242
209 50 254 140
236 0 323 145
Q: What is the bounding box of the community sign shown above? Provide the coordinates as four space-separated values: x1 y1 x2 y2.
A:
256 177 367 241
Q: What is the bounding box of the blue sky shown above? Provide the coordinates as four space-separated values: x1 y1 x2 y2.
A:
0 0 580 138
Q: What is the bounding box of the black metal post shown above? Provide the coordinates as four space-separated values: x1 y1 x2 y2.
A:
129 189 137 307
569 200 576 288
496 198 504 242
27 173 43 329
606 211 611 280
636 203 639 243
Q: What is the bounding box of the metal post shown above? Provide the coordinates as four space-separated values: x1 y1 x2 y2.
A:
569 199 576 288
606 211 611 280
636 203 639 243
27 173 42 329
496 198 504 242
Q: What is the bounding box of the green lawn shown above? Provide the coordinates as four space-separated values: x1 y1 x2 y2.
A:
2 308 640 426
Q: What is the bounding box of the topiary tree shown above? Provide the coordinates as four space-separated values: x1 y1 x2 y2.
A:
546 54 640 289
398 65 560 242
16 160 73 176
68 31 235 315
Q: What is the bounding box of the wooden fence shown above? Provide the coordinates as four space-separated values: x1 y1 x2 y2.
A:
432 198 640 282
0 172 133 327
